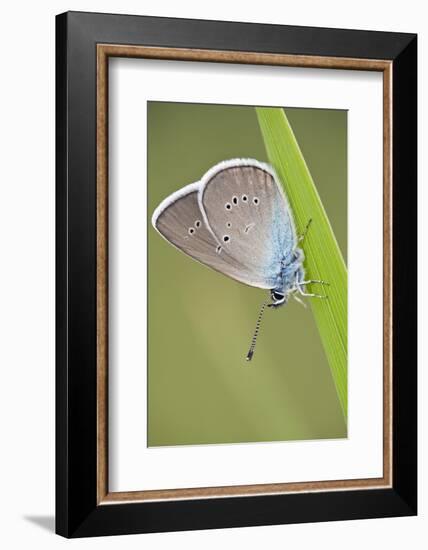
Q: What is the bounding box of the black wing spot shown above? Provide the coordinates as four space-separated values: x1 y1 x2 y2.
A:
195 220 201 228
223 235 230 243
253 197 259 205
242 195 248 202
225 203 232 210
188 227 195 235
216 245 222 254
232 196 238 205
226 222 232 228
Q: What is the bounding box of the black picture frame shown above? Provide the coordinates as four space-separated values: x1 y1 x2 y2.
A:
56 11 417 538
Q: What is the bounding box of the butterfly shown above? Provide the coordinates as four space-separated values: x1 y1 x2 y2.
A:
151 159 328 361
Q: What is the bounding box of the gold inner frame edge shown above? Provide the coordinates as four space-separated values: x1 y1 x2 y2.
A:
96 44 393 505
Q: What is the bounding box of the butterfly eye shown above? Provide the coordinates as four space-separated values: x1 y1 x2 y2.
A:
253 197 260 205
225 203 232 210
188 227 195 235
242 195 248 202
195 220 201 228
223 235 230 243
232 196 238 205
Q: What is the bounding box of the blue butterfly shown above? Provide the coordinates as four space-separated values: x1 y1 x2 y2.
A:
152 159 328 360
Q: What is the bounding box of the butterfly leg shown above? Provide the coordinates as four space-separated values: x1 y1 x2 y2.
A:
296 285 328 299
293 293 307 308
297 279 330 286
298 218 312 243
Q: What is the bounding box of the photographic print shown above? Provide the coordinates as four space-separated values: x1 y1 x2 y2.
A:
148 102 347 447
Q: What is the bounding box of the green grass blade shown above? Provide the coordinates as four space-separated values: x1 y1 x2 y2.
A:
256 107 347 421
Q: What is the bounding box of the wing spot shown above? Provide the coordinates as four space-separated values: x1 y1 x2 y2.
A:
232 196 238 205
242 195 248 202
195 220 201 228
225 202 232 210
216 245 222 254
223 235 230 243
188 227 195 235
226 222 232 228
253 197 260 205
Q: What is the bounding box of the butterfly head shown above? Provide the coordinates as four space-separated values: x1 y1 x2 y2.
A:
269 290 287 308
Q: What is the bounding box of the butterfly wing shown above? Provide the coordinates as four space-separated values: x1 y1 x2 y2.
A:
199 160 297 289
152 160 297 290
152 182 269 287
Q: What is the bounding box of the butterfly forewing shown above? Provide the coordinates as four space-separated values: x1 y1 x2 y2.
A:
200 163 297 289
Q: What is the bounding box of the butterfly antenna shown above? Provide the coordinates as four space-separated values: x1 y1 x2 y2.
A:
246 300 269 362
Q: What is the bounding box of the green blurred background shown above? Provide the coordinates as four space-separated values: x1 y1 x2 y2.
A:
147 102 347 446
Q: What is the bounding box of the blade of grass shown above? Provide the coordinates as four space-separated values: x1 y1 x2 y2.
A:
256 107 347 421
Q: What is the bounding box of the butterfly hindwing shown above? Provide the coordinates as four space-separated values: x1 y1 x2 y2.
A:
153 182 218 263
152 181 264 286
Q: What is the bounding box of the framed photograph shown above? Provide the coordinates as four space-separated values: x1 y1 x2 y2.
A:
56 11 417 537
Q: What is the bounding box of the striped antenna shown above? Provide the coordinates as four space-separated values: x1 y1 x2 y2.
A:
246 300 269 362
